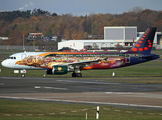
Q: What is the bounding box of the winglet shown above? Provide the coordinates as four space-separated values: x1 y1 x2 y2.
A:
128 27 156 54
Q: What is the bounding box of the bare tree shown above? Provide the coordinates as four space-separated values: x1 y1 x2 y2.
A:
130 6 143 14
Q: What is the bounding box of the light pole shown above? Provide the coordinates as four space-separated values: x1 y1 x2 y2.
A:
23 34 25 50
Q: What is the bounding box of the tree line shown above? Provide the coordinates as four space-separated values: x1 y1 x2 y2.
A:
0 9 57 22
0 7 162 48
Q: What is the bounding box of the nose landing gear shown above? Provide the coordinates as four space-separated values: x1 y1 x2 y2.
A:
21 74 25 78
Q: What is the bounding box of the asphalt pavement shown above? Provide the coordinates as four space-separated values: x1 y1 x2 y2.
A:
0 76 162 110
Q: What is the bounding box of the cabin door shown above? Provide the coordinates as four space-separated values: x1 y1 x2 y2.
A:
21 54 26 59
125 54 130 63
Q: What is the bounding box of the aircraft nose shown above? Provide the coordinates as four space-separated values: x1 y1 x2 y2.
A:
1 60 8 67
1 59 13 68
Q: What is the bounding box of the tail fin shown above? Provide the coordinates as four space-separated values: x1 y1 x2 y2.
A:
128 27 156 54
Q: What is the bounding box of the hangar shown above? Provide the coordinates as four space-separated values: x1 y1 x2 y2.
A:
104 26 137 46
58 40 118 50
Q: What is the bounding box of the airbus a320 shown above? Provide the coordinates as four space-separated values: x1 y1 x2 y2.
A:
1 27 159 77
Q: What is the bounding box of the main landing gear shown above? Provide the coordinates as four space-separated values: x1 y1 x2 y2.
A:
72 72 82 77
71 66 82 77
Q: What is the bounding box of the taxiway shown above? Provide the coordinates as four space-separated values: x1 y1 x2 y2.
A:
0 77 162 110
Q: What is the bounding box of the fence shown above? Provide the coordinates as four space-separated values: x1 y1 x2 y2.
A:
156 45 162 50
0 45 39 50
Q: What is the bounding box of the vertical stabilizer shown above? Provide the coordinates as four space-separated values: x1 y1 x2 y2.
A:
128 27 156 54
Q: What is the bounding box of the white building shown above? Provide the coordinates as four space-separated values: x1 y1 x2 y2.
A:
58 40 117 50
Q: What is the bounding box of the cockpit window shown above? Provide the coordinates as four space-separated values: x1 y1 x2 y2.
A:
7 57 16 59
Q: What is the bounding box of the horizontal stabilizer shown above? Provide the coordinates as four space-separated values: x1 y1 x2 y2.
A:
139 54 158 58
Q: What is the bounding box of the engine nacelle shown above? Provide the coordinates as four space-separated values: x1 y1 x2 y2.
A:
46 65 68 75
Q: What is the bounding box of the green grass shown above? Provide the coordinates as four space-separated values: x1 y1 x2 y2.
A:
0 100 162 120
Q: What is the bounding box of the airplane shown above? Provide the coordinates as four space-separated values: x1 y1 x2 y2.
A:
1 27 159 77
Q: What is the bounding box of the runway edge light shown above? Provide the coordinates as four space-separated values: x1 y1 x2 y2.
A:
112 72 115 77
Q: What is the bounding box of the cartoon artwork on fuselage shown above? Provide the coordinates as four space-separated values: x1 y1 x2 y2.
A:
15 53 126 69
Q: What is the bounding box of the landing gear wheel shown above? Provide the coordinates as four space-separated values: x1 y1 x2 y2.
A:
72 72 77 77
21 74 25 78
72 72 82 77
71 72 82 77
77 73 82 77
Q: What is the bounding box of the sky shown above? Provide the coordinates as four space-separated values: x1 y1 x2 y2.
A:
0 0 162 16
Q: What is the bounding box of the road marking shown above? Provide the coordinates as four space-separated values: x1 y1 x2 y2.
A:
34 86 68 90
38 114 44 116
115 110 121 112
71 110 77 112
82 109 88 111
105 92 144 94
103 108 110 110
126 111 132 113
27 114 33 116
148 113 154 115
49 113 55 115
60 112 66 114
34 86 41 88
137 112 143 114
5 114 11 116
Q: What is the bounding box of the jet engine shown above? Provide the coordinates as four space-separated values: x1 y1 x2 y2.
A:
46 65 68 75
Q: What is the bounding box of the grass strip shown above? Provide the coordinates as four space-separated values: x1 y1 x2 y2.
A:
0 100 162 120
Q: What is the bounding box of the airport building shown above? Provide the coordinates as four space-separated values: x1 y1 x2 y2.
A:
58 40 118 50
58 26 162 50
104 26 137 46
